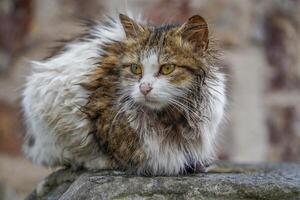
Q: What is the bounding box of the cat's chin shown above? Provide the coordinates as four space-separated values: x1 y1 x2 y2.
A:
137 98 167 110
144 101 165 110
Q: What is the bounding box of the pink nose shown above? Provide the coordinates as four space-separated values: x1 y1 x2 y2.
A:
139 83 152 95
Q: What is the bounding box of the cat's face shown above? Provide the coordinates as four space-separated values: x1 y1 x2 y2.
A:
118 14 209 110
120 46 197 110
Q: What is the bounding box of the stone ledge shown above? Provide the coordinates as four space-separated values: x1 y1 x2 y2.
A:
25 162 300 200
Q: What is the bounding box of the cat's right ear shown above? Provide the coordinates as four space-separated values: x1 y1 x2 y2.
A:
119 14 146 38
177 15 209 51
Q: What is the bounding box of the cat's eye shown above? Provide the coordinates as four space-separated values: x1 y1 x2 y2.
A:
130 64 142 75
160 64 176 75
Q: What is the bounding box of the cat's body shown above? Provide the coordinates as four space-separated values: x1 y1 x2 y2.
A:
22 14 226 175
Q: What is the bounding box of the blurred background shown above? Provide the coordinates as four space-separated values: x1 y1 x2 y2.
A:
0 0 299 199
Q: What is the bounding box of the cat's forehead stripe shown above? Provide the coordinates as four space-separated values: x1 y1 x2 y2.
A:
138 25 176 65
145 25 175 49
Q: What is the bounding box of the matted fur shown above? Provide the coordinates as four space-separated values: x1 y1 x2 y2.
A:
22 14 226 175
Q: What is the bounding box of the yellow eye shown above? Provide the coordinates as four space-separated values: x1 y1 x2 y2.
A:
130 64 142 75
160 64 176 75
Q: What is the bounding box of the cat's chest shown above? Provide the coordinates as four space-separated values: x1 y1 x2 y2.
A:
129 112 195 148
132 116 202 174
140 127 202 174
144 110 193 134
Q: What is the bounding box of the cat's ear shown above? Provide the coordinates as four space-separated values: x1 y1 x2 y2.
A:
119 14 146 38
177 15 209 51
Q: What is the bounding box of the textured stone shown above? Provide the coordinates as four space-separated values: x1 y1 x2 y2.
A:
25 162 300 200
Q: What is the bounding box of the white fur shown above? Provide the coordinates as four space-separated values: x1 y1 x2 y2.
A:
200 73 226 161
22 17 126 169
142 134 189 175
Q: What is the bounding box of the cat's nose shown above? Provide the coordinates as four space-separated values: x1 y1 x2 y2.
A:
139 83 152 95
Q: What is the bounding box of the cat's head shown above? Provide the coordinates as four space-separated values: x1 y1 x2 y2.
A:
117 14 210 110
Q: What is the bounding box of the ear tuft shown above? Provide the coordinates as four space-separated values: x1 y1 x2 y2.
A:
119 14 145 38
178 15 209 51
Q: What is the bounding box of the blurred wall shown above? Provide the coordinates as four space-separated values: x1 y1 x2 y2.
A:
0 0 299 198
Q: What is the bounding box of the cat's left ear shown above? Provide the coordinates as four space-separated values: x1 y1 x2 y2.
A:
177 15 209 51
119 14 146 38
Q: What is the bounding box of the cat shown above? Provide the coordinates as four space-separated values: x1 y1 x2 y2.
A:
22 13 226 175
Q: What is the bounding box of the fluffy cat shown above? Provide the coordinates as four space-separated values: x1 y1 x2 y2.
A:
22 14 226 175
